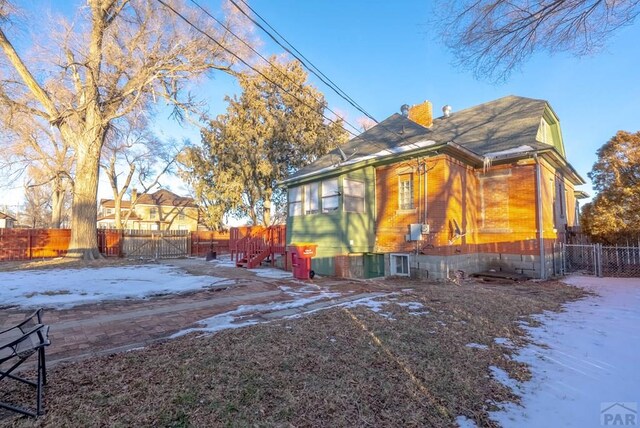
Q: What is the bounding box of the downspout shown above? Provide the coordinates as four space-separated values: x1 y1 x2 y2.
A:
534 154 546 279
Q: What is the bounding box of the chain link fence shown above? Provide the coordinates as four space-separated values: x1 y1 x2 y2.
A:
554 243 640 277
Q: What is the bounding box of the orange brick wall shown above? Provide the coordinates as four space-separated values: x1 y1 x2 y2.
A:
374 155 547 256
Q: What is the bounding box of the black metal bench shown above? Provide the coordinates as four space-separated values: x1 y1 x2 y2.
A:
0 308 50 417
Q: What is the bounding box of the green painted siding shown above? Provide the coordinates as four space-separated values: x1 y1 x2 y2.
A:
286 166 376 276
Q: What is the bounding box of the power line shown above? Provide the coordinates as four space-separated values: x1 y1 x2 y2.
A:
228 0 423 151
156 0 360 139
230 0 379 124
157 0 411 162
187 0 364 137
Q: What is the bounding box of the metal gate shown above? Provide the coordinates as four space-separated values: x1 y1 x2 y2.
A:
121 230 190 259
554 243 640 277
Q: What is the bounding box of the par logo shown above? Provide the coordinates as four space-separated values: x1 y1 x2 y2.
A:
601 402 637 426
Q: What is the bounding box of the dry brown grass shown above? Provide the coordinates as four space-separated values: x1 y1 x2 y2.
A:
1 279 587 427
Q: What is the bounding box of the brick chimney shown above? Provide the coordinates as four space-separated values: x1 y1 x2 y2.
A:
131 188 138 204
407 100 433 128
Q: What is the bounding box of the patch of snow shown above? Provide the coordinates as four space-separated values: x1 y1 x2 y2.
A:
466 343 489 350
456 415 478 428
491 275 640 427
408 311 430 316
208 258 236 268
171 314 259 338
172 286 344 336
253 268 293 279
342 297 396 319
494 337 514 348
396 301 424 310
484 145 534 158
0 266 219 309
490 365 519 391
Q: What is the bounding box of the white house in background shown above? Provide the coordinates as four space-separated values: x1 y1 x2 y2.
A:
97 189 200 231
0 212 16 228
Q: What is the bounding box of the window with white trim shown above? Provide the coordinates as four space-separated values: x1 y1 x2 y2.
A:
288 186 302 216
343 179 365 213
398 174 413 210
304 182 319 215
390 254 409 276
149 207 158 220
322 179 339 213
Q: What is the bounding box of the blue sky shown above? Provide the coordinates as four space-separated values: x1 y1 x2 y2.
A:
3 0 640 206
165 0 640 201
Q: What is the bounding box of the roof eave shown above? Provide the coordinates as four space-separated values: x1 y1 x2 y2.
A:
282 140 447 186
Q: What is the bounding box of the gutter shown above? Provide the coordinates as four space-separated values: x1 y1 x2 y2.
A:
534 153 546 279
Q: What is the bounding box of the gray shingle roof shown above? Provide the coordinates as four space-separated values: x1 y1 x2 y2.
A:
428 95 550 156
290 113 429 179
288 95 557 181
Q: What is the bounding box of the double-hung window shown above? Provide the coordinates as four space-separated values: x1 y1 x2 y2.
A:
304 183 319 215
343 179 365 213
288 187 302 216
398 175 413 210
322 179 339 213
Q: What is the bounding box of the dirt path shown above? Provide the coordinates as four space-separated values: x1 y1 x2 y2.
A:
0 258 388 367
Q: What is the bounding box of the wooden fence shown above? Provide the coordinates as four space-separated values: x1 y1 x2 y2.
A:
191 230 230 256
0 228 231 261
0 229 71 261
120 229 189 258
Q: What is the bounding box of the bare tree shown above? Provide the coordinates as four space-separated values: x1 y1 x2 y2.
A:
435 0 640 81
0 0 249 259
0 113 74 228
22 171 53 229
101 113 180 229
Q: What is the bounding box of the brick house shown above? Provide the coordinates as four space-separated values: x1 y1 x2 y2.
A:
97 189 200 231
283 95 586 279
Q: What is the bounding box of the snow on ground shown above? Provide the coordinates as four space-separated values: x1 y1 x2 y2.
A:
465 342 489 350
207 258 236 268
0 266 222 309
171 284 343 337
456 415 478 428
491 275 640 428
254 267 293 279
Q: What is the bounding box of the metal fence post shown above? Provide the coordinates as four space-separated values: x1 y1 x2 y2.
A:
597 243 603 277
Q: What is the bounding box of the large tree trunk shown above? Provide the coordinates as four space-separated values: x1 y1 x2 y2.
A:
114 197 123 229
50 175 65 228
66 133 104 259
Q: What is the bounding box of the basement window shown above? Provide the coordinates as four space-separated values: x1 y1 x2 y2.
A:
344 179 365 213
322 179 339 213
390 254 409 276
288 186 302 216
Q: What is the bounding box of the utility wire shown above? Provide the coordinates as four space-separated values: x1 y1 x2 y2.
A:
228 0 424 150
158 0 404 160
157 0 363 140
158 0 418 166
230 0 378 124
187 0 364 137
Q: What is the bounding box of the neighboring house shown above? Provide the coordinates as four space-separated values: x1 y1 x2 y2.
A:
0 212 16 228
283 95 587 279
97 189 199 231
